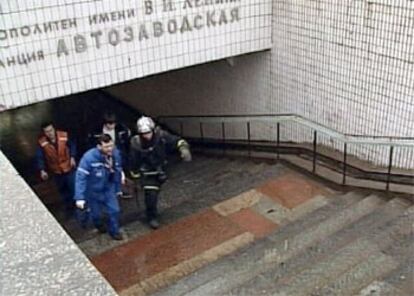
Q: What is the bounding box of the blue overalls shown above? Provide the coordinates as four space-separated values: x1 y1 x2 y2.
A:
75 148 122 236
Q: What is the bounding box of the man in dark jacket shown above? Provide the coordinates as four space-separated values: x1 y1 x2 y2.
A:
129 116 192 229
88 111 130 171
36 121 76 216
88 111 131 196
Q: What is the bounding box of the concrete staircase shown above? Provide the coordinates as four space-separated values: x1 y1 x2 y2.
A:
154 192 413 296
54 154 413 295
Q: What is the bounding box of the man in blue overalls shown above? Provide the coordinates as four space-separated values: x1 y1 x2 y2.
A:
74 134 123 240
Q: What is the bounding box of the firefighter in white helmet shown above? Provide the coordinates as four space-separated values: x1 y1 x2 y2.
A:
129 116 192 229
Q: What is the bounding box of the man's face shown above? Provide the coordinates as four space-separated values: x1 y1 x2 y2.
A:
43 125 56 141
104 121 116 131
140 132 154 141
98 141 114 156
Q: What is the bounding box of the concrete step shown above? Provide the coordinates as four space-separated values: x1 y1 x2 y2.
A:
227 197 411 295
153 192 368 296
317 235 414 296
357 281 410 296
264 191 364 244
380 238 414 295
183 194 386 295
383 260 414 295
269 205 414 296
251 194 329 226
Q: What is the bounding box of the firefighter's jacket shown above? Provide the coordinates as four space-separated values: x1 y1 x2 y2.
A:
129 128 188 179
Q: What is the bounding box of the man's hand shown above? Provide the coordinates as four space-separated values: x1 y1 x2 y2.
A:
70 157 76 168
121 171 126 185
76 200 86 210
130 171 141 179
180 147 192 162
40 170 49 181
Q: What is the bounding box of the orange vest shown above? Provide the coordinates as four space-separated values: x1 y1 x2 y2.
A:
38 130 72 174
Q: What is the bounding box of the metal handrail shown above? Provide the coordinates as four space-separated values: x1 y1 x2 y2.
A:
158 114 413 192
158 114 414 147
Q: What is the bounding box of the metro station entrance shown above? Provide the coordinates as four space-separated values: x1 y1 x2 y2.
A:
0 90 141 226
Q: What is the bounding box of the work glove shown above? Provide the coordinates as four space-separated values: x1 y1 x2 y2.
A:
180 147 192 162
70 157 76 168
40 170 49 181
76 200 86 210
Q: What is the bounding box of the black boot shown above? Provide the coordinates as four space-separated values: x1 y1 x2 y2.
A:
96 224 107 233
110 232 124 240
148 219 160 229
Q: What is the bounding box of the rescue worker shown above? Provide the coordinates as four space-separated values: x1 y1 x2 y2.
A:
129 116 192 229
36 122 76 217
88 111 131 197
74 134 123 240
88 111 130 170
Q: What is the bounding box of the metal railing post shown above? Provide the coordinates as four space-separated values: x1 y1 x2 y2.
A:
313 131 317 173
386 146 394 191
199 122 204 143
222 122 226 155
342 143 347 185
277 122 280 160
180 121 184 136
247 122 251 158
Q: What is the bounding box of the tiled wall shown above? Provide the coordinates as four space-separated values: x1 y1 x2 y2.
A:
107 52 271 116
1 1 412 168
271 1 414 168
109 1 414 168
0 0 272 109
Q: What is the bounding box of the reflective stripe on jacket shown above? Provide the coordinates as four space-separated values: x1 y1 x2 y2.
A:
38 130 72 174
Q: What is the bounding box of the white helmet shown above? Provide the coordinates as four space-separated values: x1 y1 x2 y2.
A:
137 116 155 134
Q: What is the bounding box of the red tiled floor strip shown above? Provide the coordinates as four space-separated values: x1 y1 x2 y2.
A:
91 209 245 291
257 172 330 209
227 208 278 239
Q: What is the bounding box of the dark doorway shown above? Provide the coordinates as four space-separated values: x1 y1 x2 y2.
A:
0 90 141 218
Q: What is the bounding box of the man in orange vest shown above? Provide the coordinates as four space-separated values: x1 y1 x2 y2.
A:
36 121 77 217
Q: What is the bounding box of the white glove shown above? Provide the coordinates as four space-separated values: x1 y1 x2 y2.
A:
40 170 49 181
76 200 86 210
70 157 76 168
180 147 192 162
121 171 126 185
